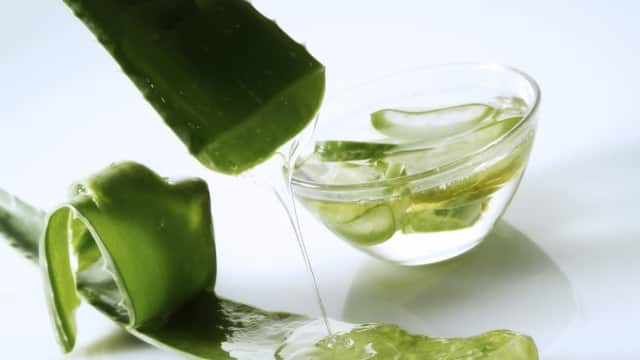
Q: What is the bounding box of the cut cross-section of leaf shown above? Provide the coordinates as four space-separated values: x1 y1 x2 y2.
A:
63 0 325 174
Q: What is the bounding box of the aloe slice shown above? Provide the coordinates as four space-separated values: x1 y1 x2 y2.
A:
314 115 519 168
371 103 494 142
314 140 397 162
402 201 485 233
385 116 522 176
63 0 325 174
411 129 534 204
327 204 396 246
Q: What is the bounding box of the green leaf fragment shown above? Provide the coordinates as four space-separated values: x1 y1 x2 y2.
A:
0 188 45 263
314 140 397 162
63 0 325 175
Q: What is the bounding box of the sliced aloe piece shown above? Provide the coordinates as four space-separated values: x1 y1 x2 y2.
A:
282 324 538 360
386 116 522 175
412 129 534 205
302 199 381 225
300 198 395 246
402 201 484 233
295 155 388 185
315 115 519 171
63 0 325 175
371 103 494 142
491 96 529 121
314 140 397 162
326 204 396 246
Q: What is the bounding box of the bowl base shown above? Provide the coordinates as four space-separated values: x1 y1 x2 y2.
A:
358 178 520 266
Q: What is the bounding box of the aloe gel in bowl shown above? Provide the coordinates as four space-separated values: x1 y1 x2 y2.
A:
292 64 540 265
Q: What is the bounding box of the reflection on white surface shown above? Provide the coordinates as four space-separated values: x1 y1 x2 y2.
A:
343 221 575 351
506 141 640 358
73 328 146 358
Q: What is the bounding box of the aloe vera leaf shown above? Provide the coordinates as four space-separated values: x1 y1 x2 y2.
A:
62 0 325 175
371 103 494 142
0 188 45 263
41 162 216 352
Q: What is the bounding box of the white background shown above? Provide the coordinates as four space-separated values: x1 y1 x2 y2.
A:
1 0 639 358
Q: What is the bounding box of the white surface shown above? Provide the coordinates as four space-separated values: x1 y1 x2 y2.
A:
1 0 639 358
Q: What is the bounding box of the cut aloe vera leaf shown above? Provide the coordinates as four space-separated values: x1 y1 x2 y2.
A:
371 103 495 142
402 201 484 233
285 324 538 360
41 162 216 352
63 0 325 175
326 204 396 246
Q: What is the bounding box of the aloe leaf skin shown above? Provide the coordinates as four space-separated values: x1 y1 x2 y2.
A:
41 162 216 353
0 188 45 263
62 0 325 175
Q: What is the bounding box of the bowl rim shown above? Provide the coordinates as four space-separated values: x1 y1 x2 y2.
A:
290 62 541 193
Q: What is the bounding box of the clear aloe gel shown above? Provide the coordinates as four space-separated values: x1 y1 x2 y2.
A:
247 120 333 336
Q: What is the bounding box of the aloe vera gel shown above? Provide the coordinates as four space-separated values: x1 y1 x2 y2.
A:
293 96 536 265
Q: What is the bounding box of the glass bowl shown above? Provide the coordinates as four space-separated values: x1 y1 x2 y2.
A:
291 63 540 266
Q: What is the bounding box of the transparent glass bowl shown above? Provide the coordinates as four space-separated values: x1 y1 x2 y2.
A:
291 64 540 266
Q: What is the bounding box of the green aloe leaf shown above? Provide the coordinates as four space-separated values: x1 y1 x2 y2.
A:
0 188 45 263
1 162 538 359
62 0 325 175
